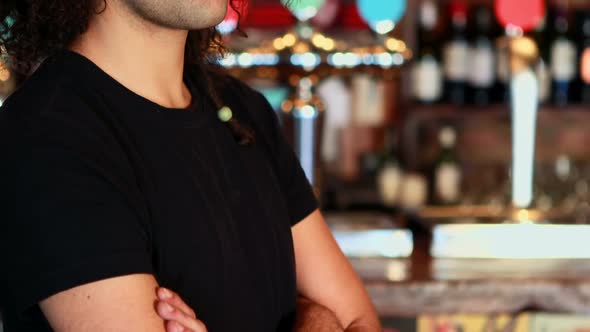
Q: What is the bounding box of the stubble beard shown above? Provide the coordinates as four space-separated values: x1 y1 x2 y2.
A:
121 0 225 31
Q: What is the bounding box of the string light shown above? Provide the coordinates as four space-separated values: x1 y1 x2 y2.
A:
218 25 412 70
323 38 336 51
273 38 286 51
385 38 407 53
237 53 254 67
282 33 297 48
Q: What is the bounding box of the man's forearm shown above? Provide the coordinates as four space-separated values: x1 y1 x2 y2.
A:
345 319 382 332
294 297 343 332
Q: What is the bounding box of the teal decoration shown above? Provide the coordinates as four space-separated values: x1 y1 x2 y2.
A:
257 86 290 111
357 0 407 34
1 16 14 40
281 0 326 22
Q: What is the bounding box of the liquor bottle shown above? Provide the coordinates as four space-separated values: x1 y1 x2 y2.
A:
433 126 461 205
550 2 576 107
411 0 443 104
496 37 511 104
443 1 469 106
468 5 496 106
536 59 551 105
578 11 590 104
400 173 428 212
377 130 403 208
533 16 551 105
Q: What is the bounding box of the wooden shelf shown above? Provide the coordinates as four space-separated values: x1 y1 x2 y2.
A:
401 105 590 168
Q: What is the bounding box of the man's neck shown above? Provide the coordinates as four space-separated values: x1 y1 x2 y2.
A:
70 0 192 109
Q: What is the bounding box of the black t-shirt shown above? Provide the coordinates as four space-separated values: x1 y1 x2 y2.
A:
0 51 318 331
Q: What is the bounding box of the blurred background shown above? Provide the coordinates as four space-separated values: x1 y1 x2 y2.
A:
5 0 590 330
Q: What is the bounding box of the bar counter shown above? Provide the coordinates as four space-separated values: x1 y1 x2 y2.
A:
352 234 590 317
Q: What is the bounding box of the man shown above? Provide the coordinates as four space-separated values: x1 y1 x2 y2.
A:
0 0 381 331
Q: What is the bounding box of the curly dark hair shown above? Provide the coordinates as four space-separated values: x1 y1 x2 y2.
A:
0 0 255 145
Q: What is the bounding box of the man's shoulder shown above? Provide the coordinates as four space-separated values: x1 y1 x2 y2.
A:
0 65 124 173
1 65 92 123
0 64 112 148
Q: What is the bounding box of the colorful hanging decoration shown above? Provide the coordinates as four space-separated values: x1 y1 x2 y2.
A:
310 0 340 29
494 0 545 33
1 16 14 40
217 0 247 35
357 0 407 35
281 0 326 22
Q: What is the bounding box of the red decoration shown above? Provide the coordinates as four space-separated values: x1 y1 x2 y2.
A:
241 2 295 28
494 0 545 32
218 0 244 34
225 0 240 22
241 2 367 29
334 2 369 29
449 1 468 20
310 0 341 29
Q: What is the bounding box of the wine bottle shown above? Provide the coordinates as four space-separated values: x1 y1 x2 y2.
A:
532 16 551 105
411 0 443 104
496 37 511 104
468 5 496 106
578 11 590 104
443 1 469 106
434 126 461 205
377 130 403 208
550 2 576 107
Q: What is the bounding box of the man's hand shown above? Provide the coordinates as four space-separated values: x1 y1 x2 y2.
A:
294 297 344 332
156 289 343 332
155 287 208 332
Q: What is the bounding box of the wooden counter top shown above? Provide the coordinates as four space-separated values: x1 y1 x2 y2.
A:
353 235 590 316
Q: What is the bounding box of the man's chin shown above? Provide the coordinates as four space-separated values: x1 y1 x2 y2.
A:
187 9 227 30
202 0 229 27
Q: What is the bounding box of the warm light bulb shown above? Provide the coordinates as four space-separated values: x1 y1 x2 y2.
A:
282 33 297 47
273 38 286 51
311 33 325 48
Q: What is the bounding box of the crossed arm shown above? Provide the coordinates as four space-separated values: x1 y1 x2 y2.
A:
292 210 381 331
39 209 381 331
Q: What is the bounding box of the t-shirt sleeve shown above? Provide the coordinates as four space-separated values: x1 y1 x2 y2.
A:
1 139 153 314
246 88 319 226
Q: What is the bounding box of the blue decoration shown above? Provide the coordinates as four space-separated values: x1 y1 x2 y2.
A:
357 0 407 34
